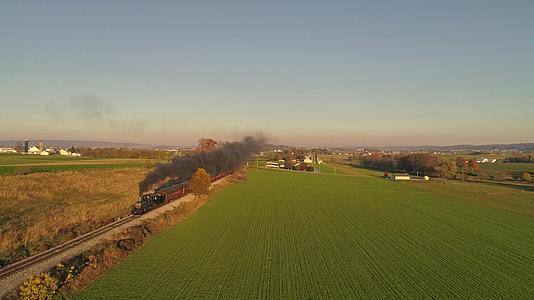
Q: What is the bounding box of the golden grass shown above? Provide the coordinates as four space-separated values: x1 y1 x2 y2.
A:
0 168 148 263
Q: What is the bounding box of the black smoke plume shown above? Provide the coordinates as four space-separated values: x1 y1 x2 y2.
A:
138 135 264 194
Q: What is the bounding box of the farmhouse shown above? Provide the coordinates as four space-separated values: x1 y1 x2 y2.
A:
59 148 82 156
59 148 71 156
0 147 17 153
40 150 50 156
28 146 40 155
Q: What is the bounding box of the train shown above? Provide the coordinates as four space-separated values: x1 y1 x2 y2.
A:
132 171 232 215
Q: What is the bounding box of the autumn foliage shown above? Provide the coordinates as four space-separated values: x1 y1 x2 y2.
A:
468 160 480 173
189 168 211 196
196 138 218 152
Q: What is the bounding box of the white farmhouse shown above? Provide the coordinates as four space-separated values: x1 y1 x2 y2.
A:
59 149 72 156
28 146 40 155
40 150 49 156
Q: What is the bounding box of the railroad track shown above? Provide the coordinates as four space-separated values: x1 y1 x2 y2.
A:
0 174 232 293
0 214 139 280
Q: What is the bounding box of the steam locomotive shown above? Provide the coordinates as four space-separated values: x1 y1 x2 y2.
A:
132 172 231 215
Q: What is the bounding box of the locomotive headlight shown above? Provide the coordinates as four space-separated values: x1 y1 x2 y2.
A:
135 203 141 208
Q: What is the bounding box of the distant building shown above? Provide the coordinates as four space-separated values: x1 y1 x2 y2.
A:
28 146 40 155
45 148 57 155
24 139 29 153
39 150 50 156
59 148 81 156
59 148 71 156
0 147 17 153
391 173 411 180
265 162 281 169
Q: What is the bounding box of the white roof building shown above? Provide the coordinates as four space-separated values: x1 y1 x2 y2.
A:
28 146 40 155
0 147 17 153
59 149 71 156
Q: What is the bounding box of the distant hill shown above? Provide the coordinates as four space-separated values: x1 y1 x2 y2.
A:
377 143 534 152
0 140 174 149
2 140 533 152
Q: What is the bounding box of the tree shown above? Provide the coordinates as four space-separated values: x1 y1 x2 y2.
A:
468 160 480 173
283 158 294 170
188 168 211 197
398 153 440 175
455 156 467 168
437 159 457 179
196 138 218 152
523 172 532 182
14 142 23 152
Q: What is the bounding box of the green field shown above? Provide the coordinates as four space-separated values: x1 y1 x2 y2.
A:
79 169 534 298
0 154 151 174
0 154 98 164
315 162 383 177
481 162 534 173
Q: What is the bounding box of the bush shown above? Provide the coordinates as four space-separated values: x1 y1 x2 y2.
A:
19 272 58 300
523 172 532 182
189 168 211 196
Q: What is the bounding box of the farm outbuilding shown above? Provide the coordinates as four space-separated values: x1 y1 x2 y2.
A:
392 173 411 180
0 148 17 153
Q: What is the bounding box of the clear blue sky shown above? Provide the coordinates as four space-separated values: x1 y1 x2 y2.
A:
1 1 533 146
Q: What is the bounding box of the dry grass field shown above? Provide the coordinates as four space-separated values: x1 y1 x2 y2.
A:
0 167 148 265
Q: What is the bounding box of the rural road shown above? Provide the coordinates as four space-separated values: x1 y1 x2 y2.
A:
0 177 229 297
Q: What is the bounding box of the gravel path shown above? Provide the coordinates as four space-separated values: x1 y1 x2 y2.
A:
0 178 228 297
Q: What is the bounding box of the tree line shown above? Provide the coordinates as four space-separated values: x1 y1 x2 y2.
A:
79 148 179 160
506 153 533 163
361 153 481 179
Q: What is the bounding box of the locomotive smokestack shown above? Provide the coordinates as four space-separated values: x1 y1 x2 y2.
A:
138 135 265 194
